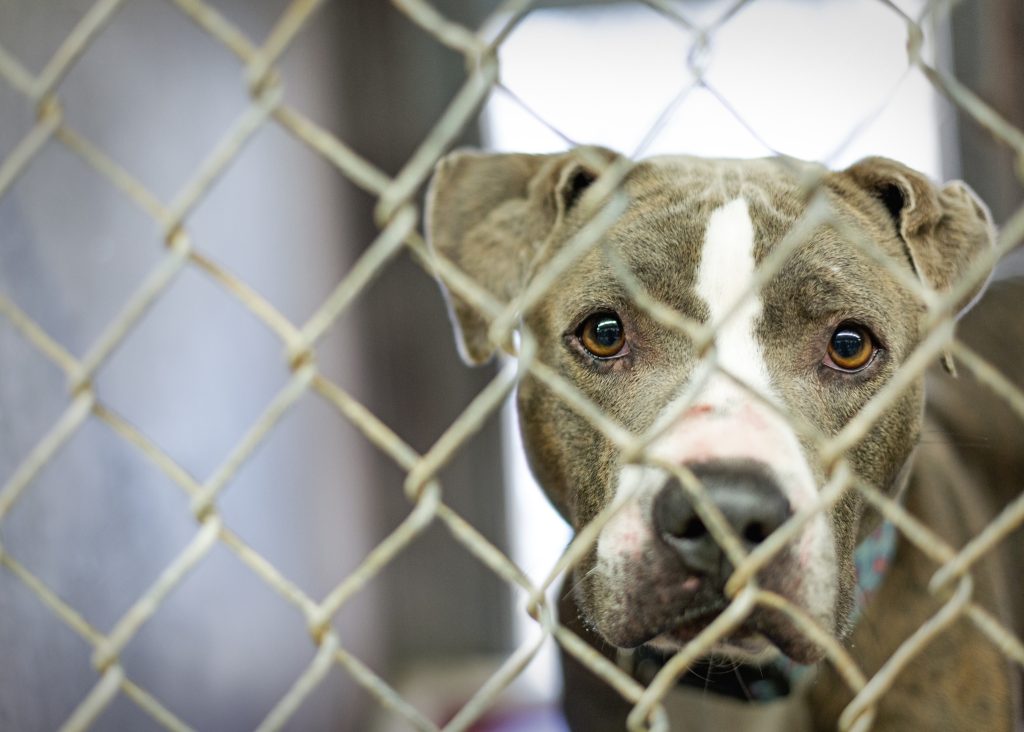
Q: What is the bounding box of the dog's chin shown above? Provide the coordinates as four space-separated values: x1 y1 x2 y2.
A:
581 547 836 667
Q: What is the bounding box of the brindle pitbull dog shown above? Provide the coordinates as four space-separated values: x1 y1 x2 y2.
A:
426 148 1023 731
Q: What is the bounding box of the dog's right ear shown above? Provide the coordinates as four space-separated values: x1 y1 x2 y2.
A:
425 147 620 365
836 157 996 316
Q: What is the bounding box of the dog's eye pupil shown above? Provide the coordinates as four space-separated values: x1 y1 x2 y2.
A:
826 323 875 371
579 313 626 358
592 318 622 347
832 330 863 359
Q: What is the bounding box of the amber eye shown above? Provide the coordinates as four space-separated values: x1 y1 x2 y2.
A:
578 312 626 359
826 323 876 372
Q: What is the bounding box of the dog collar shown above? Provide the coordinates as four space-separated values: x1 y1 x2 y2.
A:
762 520 898 701
635 521 898 703
851 519 898 618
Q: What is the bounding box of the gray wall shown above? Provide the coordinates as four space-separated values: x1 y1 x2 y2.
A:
0 1 508 730
949 0 1024 277
324 0 512 668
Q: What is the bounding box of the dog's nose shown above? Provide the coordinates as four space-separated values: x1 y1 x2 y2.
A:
652 460 792 579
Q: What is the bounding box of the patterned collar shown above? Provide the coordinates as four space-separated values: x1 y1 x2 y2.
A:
851 519 898 618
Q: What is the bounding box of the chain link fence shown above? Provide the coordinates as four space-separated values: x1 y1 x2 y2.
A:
0 0 1022 730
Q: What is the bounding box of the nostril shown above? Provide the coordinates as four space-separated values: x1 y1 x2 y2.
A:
653 479 698 540
743 521 768 545
679 516 707 540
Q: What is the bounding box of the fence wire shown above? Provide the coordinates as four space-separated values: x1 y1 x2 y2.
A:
0 1 1022 731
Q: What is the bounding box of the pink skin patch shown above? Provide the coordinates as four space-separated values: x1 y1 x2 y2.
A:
682 403 714 419
598 502 648 564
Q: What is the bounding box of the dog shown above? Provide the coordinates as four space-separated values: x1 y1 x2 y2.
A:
426 147 1023 730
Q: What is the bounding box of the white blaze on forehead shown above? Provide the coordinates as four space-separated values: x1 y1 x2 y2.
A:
696 197 774 401
687 197 818 511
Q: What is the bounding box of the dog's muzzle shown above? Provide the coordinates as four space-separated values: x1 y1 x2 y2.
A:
652 459 792 588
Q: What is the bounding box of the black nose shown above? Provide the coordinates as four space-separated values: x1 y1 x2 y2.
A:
652 460 792 580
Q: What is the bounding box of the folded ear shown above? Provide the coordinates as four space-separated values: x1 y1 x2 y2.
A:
425 146 621 364
839 156 996 315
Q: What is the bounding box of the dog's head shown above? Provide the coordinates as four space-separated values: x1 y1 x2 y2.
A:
426 148 995 664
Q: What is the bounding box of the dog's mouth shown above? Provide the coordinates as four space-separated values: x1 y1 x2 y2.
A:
658 599 730 642
652 612 783 661
586 568 828 665
638 599 825 665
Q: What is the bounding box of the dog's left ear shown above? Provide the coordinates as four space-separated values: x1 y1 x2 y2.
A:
837 157 996 316
425 146 621 365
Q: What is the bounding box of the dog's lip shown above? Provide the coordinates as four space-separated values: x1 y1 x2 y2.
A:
649 607 826 665
648 600 730 644
647 617 770 666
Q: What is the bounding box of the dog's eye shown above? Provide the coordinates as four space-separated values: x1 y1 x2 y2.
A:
825 322 876 372
578 312 626 359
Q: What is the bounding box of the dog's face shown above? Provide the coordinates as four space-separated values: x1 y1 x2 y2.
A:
427 149 994 664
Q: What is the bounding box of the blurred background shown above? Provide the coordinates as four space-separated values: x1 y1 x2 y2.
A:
0 1 1021 731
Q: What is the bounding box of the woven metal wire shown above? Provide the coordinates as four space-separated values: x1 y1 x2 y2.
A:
0 1 1022 730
